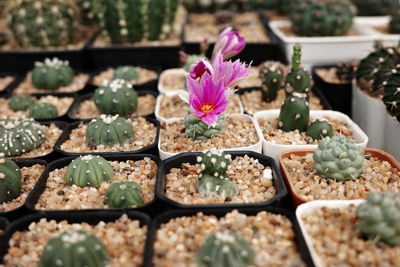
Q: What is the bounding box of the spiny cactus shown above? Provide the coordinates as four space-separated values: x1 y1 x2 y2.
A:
313 135 364 181
39 230 109 267
105 181 143 208
356 192 400 247
382 66 400 121
184 114 225 140
28 102 58 120
389 11 400 34
112 66 139 83
260 61 285 102
352 0 399 16
0 157 22 204
32 58 74 90
306 119 333 140
93 79 138 116
278 96 310 132
198 150 231 179
197 231 254 267
8 95 36 111
6 0 77 48
86 115 134 147
0 119 45 156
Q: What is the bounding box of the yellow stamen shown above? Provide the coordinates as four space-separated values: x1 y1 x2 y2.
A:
200 104 214 114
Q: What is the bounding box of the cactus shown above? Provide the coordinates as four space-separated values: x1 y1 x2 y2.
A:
39 230 109 267
6 0 76 48
0 157 22 204
306 120 333 140
28 102 58 120
284 44 312 98
313 135 364 181
93 79 138 116
389 11 400 34
278 96 310 132
105 181 143 208
260 61 285 102
352 0 399 16
382 65 400 120
86 115 134 147
0 118 45 156
8 95 36 111
184 114 225 140
198 150 232 179
32 58 75 90
356 192 400 247
66 155 113 187
197 231 254 267
112 66 139 83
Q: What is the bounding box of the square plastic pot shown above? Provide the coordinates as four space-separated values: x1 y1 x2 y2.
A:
157 68 186 94
384 113 400 161
0 72 21 97
0 217 9 249
354 16 398 47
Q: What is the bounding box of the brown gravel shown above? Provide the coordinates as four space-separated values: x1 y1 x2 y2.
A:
282 152 400 201
302 205 400 266
0 164 45 212
160 116 259 153
71 94 156 119
159 69 186 92
237 67 262 88
0 76 13 92
60 117 157 153
0 95 73 120
35 158 157 210
3 215 147 267
315 68 346 84
92 67 158 87
153 210 305 266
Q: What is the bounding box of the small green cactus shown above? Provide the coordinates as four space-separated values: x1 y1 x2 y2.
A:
197 231 254 267
198 150 231 179
383 65 400 120
105 181 143 208
306 120 333 140
32 58 74 90
184 114 225 140
39 230 109 267
8 95 36 111
86 115 134 147
0 157 22 204
390 11 400 34
352 0 399 16
28 102 58 120
93 79 138 116
260 61 285 102
278 96 310 132
112 66 139 83
66 155 113 188
356 192 400 247
313 135 364 181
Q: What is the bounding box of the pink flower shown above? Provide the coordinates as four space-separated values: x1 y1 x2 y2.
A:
188 59 213 80
212 27 246 61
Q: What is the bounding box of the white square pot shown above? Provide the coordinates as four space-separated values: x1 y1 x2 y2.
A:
157 68 186 94
384 112 400 161
253 109 369 162
354 16 399 47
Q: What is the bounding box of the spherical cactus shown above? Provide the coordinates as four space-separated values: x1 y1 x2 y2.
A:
0 157 21 204
105 181 143 208
306 120 333 140
112 66 139 83
278 96 310 132
285 44 312 98
197 231 254 267
184 114 225 140
86 115 134 147
93 79 138 116
389 11 400 34
0 119 45 156
8 95 36 111
352 0 399 16
6 0 77 48
66 155 113 188
197 150 232 179
356 192 400 247
28 102 58 120
260 61 285 102
32 58 74 90
383 65 400 120
313 135 364 181
39 230 109 267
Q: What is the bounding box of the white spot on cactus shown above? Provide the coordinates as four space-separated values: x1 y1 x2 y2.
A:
322 129 327 134
201 164 205 170
290 97 295 103
278 121 283 127
0 173 5 179
197 156 202 162
214 172 219 177
210 158 216 164
36 17 44 25
119 20 127 27
295 114 301 119
220 161 226 168
119 184 127 190
120 28 128 36
34 1 42 9
18 8 26 17
51 6 59 14
296 75 301 80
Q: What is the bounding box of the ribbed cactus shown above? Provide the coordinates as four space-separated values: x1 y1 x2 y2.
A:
39 230 109 267
0 157 22 204
285 44 312 98
306 120 333 140
278 96 310 132
0 119 45 156
389 11 400 34
105 181 143 208
66 155 113 187
313 135 364 181
112 66 139 83
184 114 225 140
356 192 400 247
8 95 36 111
32 58 74 90
352 0 399 16
28 102 58 120
197 231 254 267
383 65 400 120
86 115 134 147
260 61 285 102
6 0 76 48
93 79 138 116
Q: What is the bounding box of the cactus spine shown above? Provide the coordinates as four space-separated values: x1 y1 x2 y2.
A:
112 66 139 83
184 114 225 140
8 95 36 111
260 61 285 102
105 181 143 208
28 102 58 120
278 96 310 132
32 58 74 90
0 157 21 204
306 120 333 140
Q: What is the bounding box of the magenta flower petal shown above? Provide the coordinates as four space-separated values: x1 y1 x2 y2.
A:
189 59 213 80
212 27 246 61
211 51 250 88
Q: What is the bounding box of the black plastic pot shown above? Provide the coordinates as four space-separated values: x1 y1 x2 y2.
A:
54 116 160 157
0 73 21 97
0 210 150 265
143 207 314 267
67 91 158 121
157 151 287 210
312 64 352 117
0 217 9 249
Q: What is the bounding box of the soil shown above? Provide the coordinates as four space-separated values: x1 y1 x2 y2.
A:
92 67 158 87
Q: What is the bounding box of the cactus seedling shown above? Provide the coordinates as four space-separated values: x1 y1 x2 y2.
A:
28 102 58 120
32 58 74 90
0 156 21 204
105 181 143 208
278 96 310 132
260 61 285 102
184 114 225 140
112 66 139 83
8 95 36 111
306 120 333 140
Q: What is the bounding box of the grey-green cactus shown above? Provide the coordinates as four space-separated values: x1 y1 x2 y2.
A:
352 0 399 16
278 96 310 132
356 192 400 247
66 155 113 187
184 114 225 140
383 65 400 120
0 157 22 204
28 102 58 119
260 61 285 102
8 95 36 111
39 230 109 267
86 115 134 147
306 120 333 140
112 66 139 83
0 119 45 156
313 135 364 181
93 79 138 116
389 11 400 34
105 181 143 208
32 58 74 90
197 231 254 267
